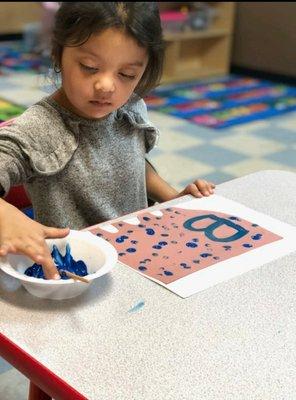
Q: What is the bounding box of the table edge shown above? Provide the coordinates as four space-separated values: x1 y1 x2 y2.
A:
0 332 87 400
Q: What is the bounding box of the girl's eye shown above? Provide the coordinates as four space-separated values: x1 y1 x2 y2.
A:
79 63 98 73
120 73 136 80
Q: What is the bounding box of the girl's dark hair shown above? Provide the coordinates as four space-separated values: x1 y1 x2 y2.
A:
51 2 164 97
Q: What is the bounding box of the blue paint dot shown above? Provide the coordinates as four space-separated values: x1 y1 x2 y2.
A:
229 216 240 221
251 234 262 240
146 228 155 235
126 248 136 253
128 300 145 313
138 266 147 271
131 240 138 244
158 241 168 246
243 243 253 248
200 253 212 258
116 236 126 243
164 270 173 276
143 216 150 221
192 238 199 242
223 245 232 250
152 245 162 250
180 263 191 269
252 224 258 227
186 242 198 248
96 233 102 237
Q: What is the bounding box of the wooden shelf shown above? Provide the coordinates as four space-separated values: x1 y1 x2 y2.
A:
162 67 227 85
164 28 230 41
0 2 41 34
160 2 236 84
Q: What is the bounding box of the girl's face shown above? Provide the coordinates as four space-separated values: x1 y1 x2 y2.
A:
58 28 149 119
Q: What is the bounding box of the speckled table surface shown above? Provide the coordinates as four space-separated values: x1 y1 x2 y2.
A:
1 170 296 400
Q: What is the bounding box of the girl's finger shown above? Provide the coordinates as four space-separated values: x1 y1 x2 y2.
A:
38 255 61 280
17 242 60 280
43 226 70 239
0 242 16 256
188 183 203 198
34 243 60 280
196 181 210 196
208 182 215 193
196 179 216 195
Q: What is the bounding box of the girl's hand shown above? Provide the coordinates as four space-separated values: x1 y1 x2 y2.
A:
177 179 215 199
0 199 70 280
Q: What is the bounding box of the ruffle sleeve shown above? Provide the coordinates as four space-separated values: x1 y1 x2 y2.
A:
0 100 79 177
116 94 160 153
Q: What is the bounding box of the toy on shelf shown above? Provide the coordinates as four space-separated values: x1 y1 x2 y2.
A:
160 2 218 33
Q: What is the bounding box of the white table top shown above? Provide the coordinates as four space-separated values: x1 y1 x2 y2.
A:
1 170 296 400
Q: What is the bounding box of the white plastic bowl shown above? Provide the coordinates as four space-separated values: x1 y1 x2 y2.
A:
0 230 118 300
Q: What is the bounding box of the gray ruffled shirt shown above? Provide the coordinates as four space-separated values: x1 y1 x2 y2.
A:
0 94 159 229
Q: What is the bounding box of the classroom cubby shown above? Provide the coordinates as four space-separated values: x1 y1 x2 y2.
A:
159 2 236 83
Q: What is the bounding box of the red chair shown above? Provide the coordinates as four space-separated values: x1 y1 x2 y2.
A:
4 185 34 219
5 185 32 209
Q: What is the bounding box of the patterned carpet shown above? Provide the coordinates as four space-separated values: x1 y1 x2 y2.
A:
0 48 296 398
146 75 296 129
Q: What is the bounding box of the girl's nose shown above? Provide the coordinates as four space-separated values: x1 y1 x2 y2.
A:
94 75 115 93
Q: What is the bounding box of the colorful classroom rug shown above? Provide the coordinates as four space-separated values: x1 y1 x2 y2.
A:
0 98 26 123
145 75 296 129
0 41 48 73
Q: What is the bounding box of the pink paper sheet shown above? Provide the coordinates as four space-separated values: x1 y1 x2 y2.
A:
90 207 282 285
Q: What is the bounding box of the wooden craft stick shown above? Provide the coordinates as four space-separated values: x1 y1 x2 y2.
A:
60 270 90 283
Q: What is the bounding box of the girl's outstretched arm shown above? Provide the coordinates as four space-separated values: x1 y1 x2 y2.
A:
145 160 215 203
145 159 178 203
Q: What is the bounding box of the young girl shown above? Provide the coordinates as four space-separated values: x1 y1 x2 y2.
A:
0 2 215 280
